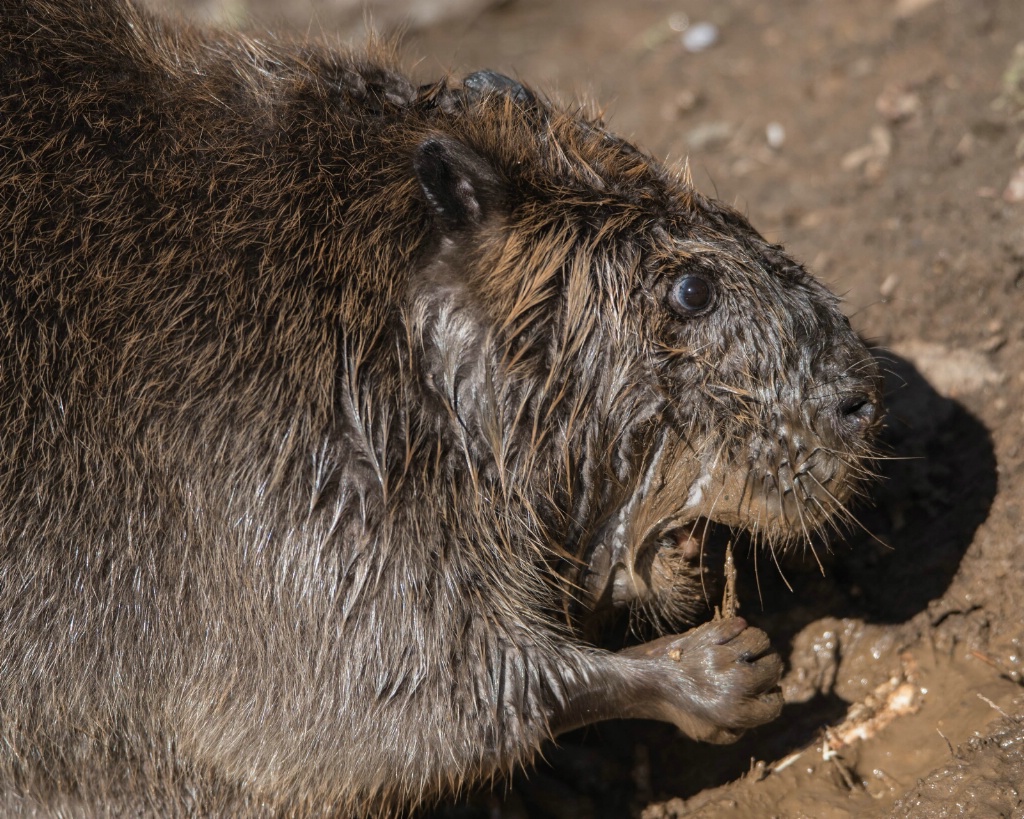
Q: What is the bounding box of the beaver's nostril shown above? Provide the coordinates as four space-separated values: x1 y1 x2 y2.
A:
838 393 879 432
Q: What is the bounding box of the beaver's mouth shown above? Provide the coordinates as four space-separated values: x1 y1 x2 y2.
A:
576 421 876 622
580 515 713 613
663 520 704 561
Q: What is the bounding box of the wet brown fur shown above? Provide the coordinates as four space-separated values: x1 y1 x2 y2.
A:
0 1 882 815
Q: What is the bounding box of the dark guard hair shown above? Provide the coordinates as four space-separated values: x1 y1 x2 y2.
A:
0 0 881 815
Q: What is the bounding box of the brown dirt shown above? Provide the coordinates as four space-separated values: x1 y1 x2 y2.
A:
159 0 1024 815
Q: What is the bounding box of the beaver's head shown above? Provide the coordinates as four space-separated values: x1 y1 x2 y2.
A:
407 72 882 632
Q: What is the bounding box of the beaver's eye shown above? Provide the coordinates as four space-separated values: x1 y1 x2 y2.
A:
668 274 713 315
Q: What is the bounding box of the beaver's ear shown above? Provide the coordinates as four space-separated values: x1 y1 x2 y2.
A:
414 135 505 229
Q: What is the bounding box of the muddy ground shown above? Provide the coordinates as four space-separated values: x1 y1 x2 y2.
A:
159 0 1024 814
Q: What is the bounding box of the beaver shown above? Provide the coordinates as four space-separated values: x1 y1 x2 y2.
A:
0 0 882 815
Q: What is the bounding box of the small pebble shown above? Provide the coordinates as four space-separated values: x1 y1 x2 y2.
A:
870 124 894 156
1004 166 1024 203
981 320 1007 352
841 125 892 172
879 274 899 299
848 57 875 79
667 12 689 32
686 121 732 151
876 85 921 122
682 22 719 53
894 0 939 17
661 88 700 119
980 334 1007 354
952 133 974 162
766 121 786 149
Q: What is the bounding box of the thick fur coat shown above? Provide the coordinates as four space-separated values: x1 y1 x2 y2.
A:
0 1 880 814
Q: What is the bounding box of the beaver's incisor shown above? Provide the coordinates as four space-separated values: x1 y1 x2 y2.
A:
0 1 882 815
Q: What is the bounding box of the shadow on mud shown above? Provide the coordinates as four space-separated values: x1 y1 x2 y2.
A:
431 354 997 818
830 353 998 624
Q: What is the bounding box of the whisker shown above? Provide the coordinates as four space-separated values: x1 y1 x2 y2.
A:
802 472 892 551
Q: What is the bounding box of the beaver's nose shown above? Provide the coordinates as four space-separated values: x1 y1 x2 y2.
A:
837 390 881 436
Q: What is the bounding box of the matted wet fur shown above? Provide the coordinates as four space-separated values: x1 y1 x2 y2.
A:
0 0 882 815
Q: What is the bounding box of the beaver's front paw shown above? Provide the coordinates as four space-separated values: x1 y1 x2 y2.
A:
623 617 783 743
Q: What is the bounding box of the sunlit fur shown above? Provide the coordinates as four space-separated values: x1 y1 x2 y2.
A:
0 1 880 815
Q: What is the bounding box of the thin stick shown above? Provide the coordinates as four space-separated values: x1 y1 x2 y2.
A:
715 541 739 619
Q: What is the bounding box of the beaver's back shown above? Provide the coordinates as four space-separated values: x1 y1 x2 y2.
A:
1 3 431 812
